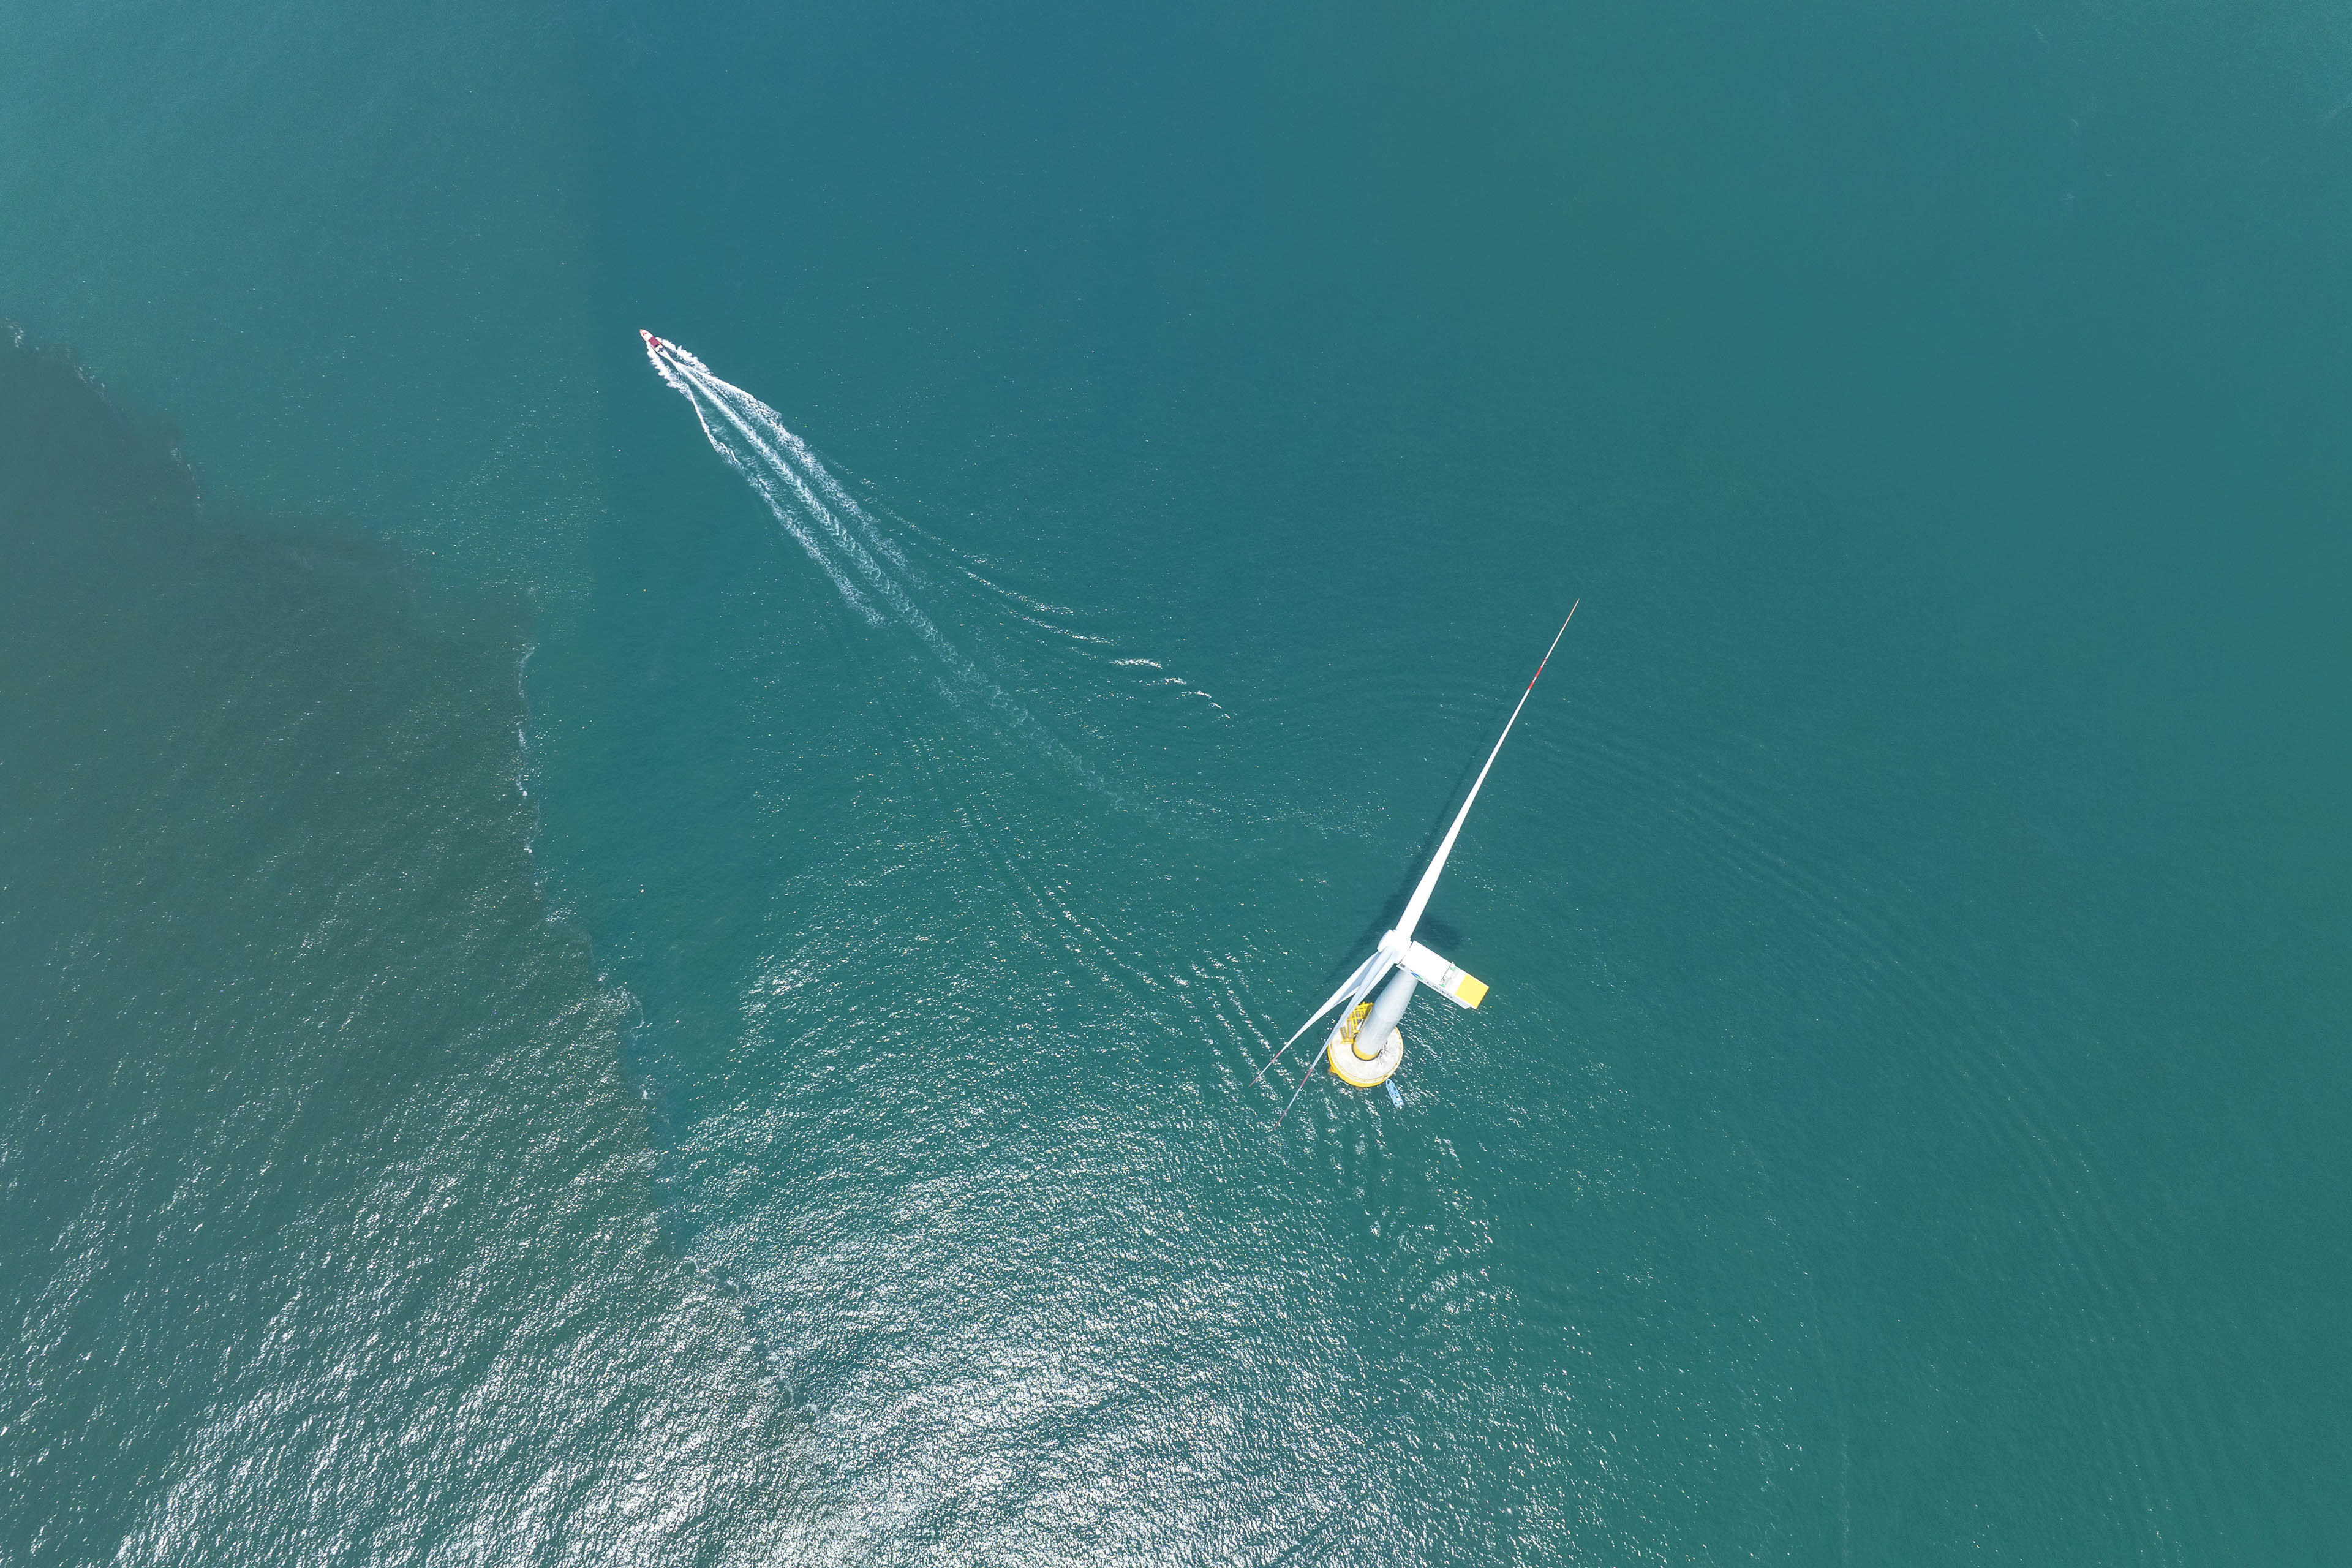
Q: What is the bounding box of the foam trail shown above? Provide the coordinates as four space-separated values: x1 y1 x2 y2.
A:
671 359 969 668
648 342 880 623
676 360 911 572
684 371 907 603
700 375 915 576
645 336 1107 790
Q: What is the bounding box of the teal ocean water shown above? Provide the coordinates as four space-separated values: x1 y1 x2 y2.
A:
6 1 2348 1561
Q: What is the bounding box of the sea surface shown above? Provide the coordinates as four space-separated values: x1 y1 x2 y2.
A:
4 1 2348 1562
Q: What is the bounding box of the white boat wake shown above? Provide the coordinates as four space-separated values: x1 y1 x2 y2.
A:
641 330 1231 796
643 334 892 625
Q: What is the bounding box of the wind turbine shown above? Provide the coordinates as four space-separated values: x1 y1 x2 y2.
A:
1258 605 1577 1112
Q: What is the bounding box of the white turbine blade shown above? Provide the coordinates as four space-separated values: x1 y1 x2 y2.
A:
1393 602 1578 946
1273 1044 1324 1125
1293 948 1389 1046
1249 946 1390 1087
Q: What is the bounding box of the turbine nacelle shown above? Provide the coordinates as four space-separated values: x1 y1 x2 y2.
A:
1398 935 1487 1011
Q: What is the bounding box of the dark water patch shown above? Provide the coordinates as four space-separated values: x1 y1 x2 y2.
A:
0 336 814 1564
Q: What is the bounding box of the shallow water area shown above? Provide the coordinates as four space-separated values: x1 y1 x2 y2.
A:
0 341 810 1563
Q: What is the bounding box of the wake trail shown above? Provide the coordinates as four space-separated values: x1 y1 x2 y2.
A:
687 380 1221 714
696 373 914 577
681 367 925 633
646 334 1109 789
657 361 881 624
